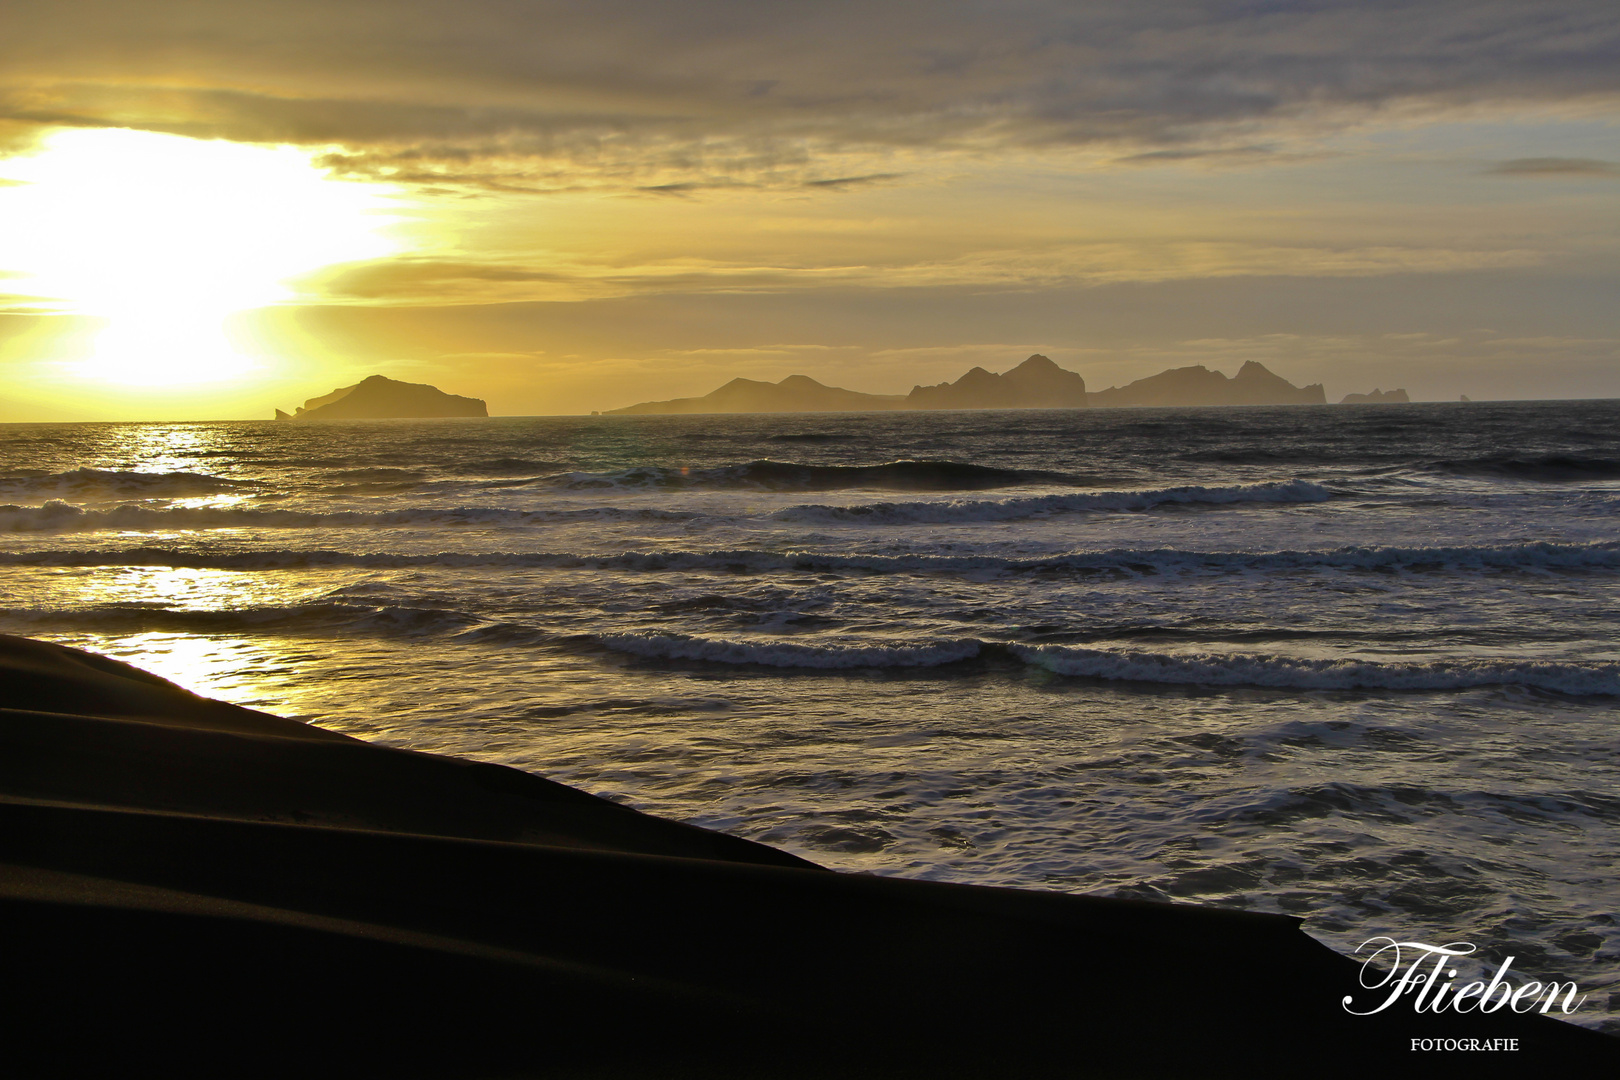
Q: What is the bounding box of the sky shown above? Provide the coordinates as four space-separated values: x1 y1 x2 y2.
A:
1 0 1617 420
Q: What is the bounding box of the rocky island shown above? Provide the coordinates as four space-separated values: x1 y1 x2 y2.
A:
1087 361 1325 407
605 374 908 415
607 356 1336 414
1339 388 1411 404
606 354 1092 414
275 375 487 420
906 354 1088 409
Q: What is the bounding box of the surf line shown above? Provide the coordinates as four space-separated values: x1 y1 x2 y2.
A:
1342 937 1587 1016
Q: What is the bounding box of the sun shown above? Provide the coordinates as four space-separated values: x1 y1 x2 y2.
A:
0 127 399 386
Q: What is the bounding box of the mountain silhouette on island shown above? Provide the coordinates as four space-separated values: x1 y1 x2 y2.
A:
606 356 1334 414
604 374 910 415
275 375 488 421
1087 362 1325 407
908 355 1088 409
606 354 1088 414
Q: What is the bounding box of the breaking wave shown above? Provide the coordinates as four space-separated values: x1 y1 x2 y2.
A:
770 480 1333 524
594 632 1620 694
1012 644 1620 696
597 632 984 669
551 458 1073 492
1426 453 1620 483
0 469 247 500
0 479 1327 532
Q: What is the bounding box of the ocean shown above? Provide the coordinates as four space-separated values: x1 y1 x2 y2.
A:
2 400 1617 1031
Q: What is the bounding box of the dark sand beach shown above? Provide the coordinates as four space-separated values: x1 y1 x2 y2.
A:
3 632 1615 1078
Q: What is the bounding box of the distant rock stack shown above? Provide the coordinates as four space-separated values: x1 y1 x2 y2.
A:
906 355 1088 410
1338 388 1411 404
276 375 488 420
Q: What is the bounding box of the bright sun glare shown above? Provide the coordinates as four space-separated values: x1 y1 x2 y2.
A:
0 128 398 386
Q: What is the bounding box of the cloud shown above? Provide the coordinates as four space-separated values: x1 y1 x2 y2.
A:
300 241 1551 306
3 1 1618 189
0 271 67 313
1488 156 1619 176
1113 146 1277 166
628 172 904 196
800 173 906 190
0 299 56 314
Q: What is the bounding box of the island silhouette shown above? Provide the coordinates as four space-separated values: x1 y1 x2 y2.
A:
1339 388 1412 404
606 355 1354 414
1089 360 1325 407
275 375 487 420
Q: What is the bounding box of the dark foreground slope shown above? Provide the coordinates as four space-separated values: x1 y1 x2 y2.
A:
2 635 1613 1079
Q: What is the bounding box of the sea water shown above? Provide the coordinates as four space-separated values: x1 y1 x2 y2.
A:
2 400 1616 1031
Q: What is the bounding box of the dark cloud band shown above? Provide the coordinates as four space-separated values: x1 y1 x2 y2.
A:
3 0 1618 186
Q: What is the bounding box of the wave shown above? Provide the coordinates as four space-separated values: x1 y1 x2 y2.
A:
764 433 860 444
463 458 558 475
9 600 1611 694
552 459 1072 492
997 539 1620 574
1178 448 1363 466
770 480 1333 524
5 539 1614 574
1012 644 1620 696
0 479 1326 533
0 468 247 500
327 468 428 482
594 632 1619 694
0 601 482 637
1426 453 1620 482
0 501 701 532
597 632 985 669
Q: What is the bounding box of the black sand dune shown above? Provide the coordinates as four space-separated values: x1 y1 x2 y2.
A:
1 634 1614 1077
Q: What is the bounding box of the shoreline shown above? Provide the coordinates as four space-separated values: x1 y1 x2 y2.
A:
3 633 1615 1076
